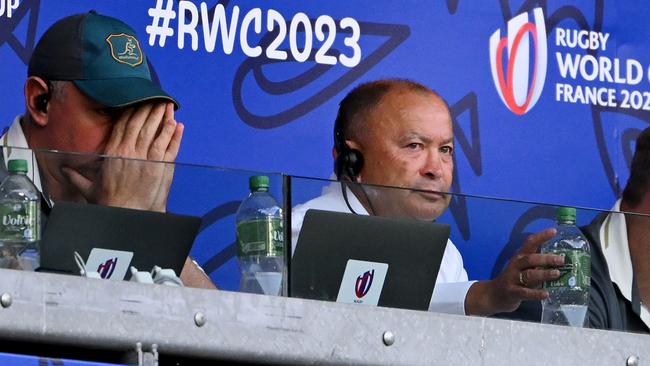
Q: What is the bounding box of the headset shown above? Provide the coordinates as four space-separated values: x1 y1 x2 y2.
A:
333 109 364 181
36 94 49 113
333 107 378 216
36 81 53 113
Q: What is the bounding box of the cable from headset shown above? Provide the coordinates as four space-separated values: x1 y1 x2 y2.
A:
340 181 358 215
340 180 377 216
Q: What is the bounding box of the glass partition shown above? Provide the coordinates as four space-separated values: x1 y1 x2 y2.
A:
0 146 648 334
0 147 284 292
289 175 650 332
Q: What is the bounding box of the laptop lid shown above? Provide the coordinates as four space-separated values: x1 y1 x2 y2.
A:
39 201 202 280
291 209 450 311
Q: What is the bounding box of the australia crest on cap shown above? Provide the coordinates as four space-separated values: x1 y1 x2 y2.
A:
105 33 143 67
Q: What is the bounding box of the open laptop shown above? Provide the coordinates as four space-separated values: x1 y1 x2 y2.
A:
39 201 202 280
291 209 449 311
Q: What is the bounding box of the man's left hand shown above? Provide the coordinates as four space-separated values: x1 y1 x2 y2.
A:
465 228 565 316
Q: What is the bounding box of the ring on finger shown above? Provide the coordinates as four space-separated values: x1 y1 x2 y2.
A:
518 270 529 287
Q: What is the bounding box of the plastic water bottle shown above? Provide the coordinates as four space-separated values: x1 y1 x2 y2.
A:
541 207 591 327
236 175 284 295
0 159 41 271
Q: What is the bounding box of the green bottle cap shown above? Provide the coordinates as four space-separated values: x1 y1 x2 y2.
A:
7 159 28 173
249 175 270 191
556 206 576 222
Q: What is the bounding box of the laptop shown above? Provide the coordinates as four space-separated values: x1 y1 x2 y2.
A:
39 201 202 280
291 209 449 311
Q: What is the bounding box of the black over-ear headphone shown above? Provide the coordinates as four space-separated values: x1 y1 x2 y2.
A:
333 110 364 181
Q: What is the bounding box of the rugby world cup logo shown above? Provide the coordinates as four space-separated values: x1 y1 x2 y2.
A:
355 269 374 298
489 8 547 115
97 257 118 279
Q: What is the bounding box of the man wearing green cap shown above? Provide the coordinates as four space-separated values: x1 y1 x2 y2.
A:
2 11 214 288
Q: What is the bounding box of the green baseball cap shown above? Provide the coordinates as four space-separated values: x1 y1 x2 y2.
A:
28 11 179 110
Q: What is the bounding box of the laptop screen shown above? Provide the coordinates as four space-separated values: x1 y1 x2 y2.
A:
39 201 201 280
291 209 449 311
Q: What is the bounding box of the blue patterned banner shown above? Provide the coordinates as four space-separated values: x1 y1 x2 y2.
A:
1 1 647 289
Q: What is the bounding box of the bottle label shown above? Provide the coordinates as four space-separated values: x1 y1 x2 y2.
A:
545 250 590 290
0 201 40 241
237 217 284 257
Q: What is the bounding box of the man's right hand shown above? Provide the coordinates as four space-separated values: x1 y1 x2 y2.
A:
62 102 184 212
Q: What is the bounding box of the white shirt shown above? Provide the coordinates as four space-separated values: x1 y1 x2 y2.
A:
291 181 474 315
599 199 650 328
1 116 45 195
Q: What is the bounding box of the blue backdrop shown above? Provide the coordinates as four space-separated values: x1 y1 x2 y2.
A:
1 0 648 290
